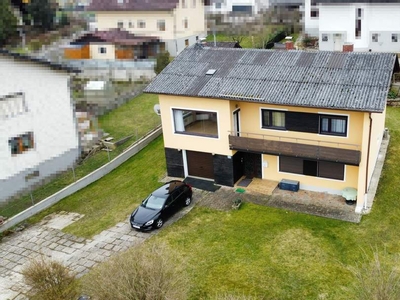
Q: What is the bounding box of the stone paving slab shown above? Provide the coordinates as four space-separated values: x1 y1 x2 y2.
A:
0 184 361 299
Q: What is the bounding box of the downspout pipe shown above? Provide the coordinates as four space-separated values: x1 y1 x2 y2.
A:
364 113 373 208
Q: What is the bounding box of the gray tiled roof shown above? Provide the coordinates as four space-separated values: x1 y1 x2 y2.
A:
87 0 179 11
144 46 399 112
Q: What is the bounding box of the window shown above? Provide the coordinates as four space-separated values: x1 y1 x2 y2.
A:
261 109 286 129
319 115 347 136
232 5 252 13
117 21 123 28
321 34 328 42
99 47 106 54
355 8 362 38
157 20 165 31
280 156 345 180
192 0 196 8
372 33 379 43
0 92 27 119
310 9 319 18
185 39 189 47
215 2 221 9
128 21 134 28
173 109 218 138
9 132 34 155
183 18 188 29
182 0 186 8
392 34 398 42
138 20 146 28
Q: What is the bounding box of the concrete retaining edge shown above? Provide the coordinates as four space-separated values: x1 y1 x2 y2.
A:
0 126 162 233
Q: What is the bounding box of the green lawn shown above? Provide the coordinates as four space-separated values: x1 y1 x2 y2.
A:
98 92 160 141
29 136 166 238
205 27 295 49
143 106 400 299
17 106 400 298
0 93 160 219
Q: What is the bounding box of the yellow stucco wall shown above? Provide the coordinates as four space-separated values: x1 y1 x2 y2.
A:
159 95 386 202
90 44 116 59
95 12 175 40
354 109 386 208
159 95 233 156
235 101 365 149
262 154 359 194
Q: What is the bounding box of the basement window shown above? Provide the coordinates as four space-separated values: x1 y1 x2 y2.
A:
392 34 398 43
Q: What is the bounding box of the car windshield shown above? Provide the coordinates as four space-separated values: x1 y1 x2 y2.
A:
142 195 166 210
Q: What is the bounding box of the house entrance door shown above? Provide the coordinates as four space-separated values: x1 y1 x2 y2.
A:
233 109 240 136
334 34 342 51
243 153 262 179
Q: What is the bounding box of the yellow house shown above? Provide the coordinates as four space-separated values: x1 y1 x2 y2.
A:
144 46 399 214
87 0 206 56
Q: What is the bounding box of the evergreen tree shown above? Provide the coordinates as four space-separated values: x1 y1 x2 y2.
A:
27 0 56 31
0 0 18 46
155 51 170 74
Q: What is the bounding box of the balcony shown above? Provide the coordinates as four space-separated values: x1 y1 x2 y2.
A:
228 131 361 165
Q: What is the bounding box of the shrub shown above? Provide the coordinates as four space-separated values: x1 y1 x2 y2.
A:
155 51 171 74
29 39 42 51
82 242 189 300
22 256 79 300
346 248 400 300
388 89 398 99
59 12 70 27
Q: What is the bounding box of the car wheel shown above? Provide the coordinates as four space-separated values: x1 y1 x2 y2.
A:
155 218 164 229
184 196 192 206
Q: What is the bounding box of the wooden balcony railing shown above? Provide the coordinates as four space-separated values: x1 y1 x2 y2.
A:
228 131 361 165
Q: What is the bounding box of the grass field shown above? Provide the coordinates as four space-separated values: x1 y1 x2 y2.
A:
0 93 160 219
205 29 298 49
18 106 400 298
146 106 400 299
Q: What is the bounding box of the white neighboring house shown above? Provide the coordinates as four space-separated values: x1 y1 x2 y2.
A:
205 0 269 15
0 51 80 203
304 0 400 52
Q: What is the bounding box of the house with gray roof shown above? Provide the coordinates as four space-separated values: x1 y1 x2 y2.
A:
144 46 399 213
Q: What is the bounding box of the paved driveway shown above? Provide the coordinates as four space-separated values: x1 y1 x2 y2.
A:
0 203 195 300
0 185 360 299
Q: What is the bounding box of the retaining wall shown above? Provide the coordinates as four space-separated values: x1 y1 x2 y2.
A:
0 126 162 233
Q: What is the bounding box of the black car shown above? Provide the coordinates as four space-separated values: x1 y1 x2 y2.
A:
130 181 193 231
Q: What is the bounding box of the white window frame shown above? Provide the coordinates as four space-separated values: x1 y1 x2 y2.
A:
170 107 220 139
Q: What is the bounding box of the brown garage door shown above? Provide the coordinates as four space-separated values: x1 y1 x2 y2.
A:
186 151 214 179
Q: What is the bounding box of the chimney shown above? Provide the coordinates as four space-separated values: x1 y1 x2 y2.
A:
343 43 354 52
285 41 294 50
